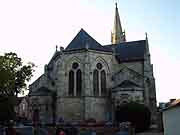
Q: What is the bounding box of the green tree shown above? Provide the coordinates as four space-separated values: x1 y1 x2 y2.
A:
0 52 35 97
0 52 35 123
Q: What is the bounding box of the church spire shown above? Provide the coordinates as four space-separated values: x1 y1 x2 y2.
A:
111 2 126 44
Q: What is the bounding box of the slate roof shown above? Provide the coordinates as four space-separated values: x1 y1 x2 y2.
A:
29 87 53 96
65 29 110 52
171 99 180 106
116 40 146 62
162 99 180 111
104 40 146 62
64 29 146 62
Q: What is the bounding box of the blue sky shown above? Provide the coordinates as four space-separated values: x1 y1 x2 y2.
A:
0 0 179 103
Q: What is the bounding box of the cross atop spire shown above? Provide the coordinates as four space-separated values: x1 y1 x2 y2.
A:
111 2 126 44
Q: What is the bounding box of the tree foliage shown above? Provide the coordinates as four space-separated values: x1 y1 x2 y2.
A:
0 52 35 96
0 96 15 123
116 102 151 133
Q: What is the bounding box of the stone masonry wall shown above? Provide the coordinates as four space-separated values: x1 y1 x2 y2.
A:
55 50 113 121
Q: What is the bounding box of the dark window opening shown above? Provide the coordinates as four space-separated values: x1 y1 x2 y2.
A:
72 62 79 69
96 63 103 70
68 70 74 96
45 104 48 111
101 70 106 96
93 69 99 96
76 69 82 96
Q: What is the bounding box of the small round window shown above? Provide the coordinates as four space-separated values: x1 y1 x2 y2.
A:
96 63 102 70
72 62 79 69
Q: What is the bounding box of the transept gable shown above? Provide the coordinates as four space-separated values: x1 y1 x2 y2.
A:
117 80 140 88
113 66 144 87
111 80 143 93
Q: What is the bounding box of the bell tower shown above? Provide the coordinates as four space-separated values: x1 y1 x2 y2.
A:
111 3 126 44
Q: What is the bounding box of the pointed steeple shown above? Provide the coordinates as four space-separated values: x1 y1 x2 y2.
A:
111 3 126 44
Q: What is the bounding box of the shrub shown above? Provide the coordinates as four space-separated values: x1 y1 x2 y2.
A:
116 102 151 133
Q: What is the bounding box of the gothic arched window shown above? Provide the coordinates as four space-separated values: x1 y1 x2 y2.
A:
68 70 74 96
101 70 106 96
68 62 82 96
76 69 82 96
93 69 99 96
93 63 107 96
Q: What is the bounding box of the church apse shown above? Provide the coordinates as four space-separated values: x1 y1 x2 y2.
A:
28 3 157 125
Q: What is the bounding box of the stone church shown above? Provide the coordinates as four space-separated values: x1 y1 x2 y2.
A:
29 3 157 124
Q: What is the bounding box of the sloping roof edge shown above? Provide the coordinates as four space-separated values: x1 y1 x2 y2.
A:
162 99 180 111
